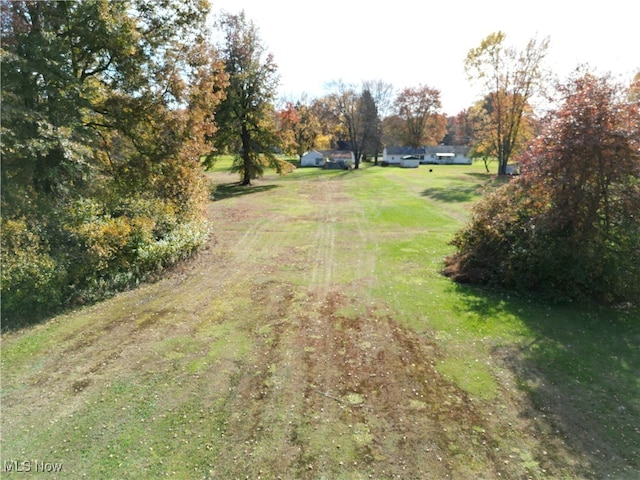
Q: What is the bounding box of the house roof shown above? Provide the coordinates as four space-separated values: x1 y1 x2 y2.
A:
302 149 323 157
384 146 426 155
318 149 353 159
424 145 470 155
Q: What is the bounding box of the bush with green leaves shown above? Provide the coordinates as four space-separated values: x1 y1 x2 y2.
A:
1 219 63 318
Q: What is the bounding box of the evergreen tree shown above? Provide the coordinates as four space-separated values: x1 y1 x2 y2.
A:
212 11 292 185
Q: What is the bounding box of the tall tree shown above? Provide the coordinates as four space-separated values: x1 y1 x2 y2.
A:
362 80 393 163
327 81 378 169
212 11 292 185
465 31 549 174
328 81 359 167
363 80 394 117
359 88 381 161
393 85 444 147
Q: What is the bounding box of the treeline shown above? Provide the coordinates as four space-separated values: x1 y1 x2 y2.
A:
274 82 448 168
1 0 227 326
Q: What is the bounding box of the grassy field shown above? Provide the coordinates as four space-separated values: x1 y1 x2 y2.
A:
2 159 639 479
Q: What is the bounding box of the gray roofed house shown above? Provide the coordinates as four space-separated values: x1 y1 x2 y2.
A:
382 146 427 165
300 149 355 168
382 146 472 165
423 146 472 164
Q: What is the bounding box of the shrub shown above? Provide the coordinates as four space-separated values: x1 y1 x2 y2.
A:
135 220 211 273
2 197 211 328
1 219 63 319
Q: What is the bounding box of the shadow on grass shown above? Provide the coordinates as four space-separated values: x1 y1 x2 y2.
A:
2 310 53 333
465 172 516 187
421 184 482 203
450 282 640 479
211 183 280 201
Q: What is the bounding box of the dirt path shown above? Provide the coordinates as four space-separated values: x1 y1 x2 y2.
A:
199 177 461 478
192 175 574 479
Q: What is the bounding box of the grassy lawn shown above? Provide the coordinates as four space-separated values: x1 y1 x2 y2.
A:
2 159 639 479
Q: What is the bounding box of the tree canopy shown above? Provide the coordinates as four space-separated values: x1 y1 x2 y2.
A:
275 99 321 160
465 31 548 174
1 0 226 325
210 10 292 185
393 84 445 148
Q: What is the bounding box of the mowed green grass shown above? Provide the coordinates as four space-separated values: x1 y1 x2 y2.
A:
2 159 639 479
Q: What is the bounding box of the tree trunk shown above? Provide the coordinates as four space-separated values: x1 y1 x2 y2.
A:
241 152 252 185
352 147 361 169
497 149 507 175
240 126 252 185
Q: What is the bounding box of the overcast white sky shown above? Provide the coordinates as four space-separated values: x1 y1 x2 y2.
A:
209 0 639 115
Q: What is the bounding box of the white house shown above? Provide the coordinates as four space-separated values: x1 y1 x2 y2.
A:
300 149 355 168
382 147 426 165
382 146 472 166
300 149 325 167
423 146 472 165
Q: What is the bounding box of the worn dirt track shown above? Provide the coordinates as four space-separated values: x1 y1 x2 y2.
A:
195 176 496 479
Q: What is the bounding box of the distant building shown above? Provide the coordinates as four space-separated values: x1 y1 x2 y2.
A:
300 149 355 168
382 147 426 165
383 146 472 165
400 155 420 168
423 146 472 165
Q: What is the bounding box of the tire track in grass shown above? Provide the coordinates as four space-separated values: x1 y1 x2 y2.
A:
306 177 377 302
308 179 338 297
308 221 336 297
